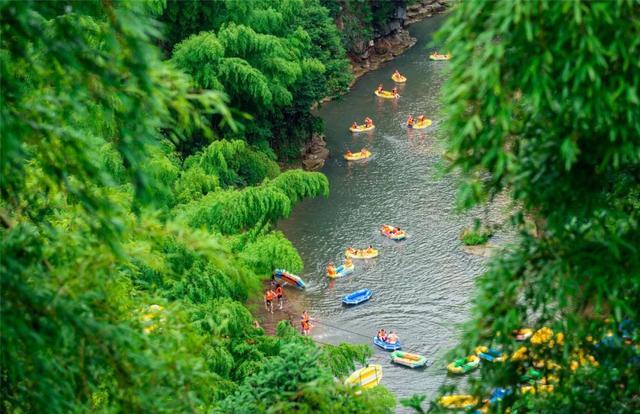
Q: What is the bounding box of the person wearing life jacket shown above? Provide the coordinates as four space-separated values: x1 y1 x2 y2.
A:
352 121 359 130
407 116 415 128
387 331 399 344
377 84 384 93
392 87 398 97
367 245 374 253
264 289 276 313
377 328 387 342
343 257 353 268
326 262 337 276
275 284 284 310
346 150 353 157
364 117 373 127
301 311 311 335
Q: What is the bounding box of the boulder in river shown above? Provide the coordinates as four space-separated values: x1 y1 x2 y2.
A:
301 133 329 171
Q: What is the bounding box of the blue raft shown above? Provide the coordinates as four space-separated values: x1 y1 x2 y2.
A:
342 289 372 305
478 348 504 362
373 336 402 351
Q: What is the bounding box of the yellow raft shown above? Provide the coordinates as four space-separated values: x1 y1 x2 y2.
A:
345 248 379 259
438 395 479 410
345 364 383 389
344 149 372 161
374 90 399 99
429 52 451 61
349 124 375 133
391 73 406 83
409 119 432 129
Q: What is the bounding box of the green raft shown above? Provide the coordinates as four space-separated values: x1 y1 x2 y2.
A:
390 351 428 368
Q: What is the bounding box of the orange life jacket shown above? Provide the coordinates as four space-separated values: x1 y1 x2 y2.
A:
275 286 283 296
266 291 275 301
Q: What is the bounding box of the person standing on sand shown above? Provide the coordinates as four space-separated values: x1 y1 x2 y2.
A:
275 284 284 310
301 310 311 335
264 289 275 314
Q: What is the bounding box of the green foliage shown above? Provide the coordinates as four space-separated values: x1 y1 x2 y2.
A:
1 2 370 414
459 223 492 246
163 0 351 155
217 341 395 414
410 1 640 412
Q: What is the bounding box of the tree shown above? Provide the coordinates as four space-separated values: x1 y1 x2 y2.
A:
407 1 640 412
1 2 375 413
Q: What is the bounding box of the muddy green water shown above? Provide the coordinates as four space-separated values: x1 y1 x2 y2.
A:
278 15 505 410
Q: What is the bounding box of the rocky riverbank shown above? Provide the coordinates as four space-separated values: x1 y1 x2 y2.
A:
349 0 449 83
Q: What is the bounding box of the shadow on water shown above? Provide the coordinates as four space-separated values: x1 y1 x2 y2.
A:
278 15 506 411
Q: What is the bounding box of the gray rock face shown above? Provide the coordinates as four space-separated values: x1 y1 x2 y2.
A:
301 133 329 171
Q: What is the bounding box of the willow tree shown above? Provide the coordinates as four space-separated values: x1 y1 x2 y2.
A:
406 1 640 413
162 0 351 155
1 2 377 413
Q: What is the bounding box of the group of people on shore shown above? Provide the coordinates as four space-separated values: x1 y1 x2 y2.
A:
263 282 313 335
377 328 399 344
263 283 284 314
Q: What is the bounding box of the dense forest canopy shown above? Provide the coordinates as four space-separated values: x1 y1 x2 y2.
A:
159 0 353 157
0 1 395 412
403 1 640 413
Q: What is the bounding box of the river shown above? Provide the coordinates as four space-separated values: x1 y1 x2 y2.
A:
278 15 504 411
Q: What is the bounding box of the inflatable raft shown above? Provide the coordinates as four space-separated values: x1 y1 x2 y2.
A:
345 364 382 389
328 263 354 279
380 224 406 241
273 269 306 289
409 119 432 129
349 124 375 133
342 289 372 305
390 351 428 368
344 149 372 161
475 346 505 363
374 90 399 99
447 355 480 374
391 73 406 83
373 336 401 351
438 395 478 410
345 248 379 259
429 52 451 61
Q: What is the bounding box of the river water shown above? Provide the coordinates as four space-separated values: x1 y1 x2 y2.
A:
279 15 503 410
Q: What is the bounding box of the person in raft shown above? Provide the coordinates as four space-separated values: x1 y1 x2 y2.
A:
407 116 415 128
275 284 284 310
326 262 337 277
301 311 311 335
360 147 368 154
387 331 399 344
417 115 426 124
343 256 353 268
264 289 275 314
377 328 387 342
392 87 398 96
352 121 359 129
364 117 373 127
393 69 402 78
367 245 375 253
346 150 353 157
376 84 384 93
